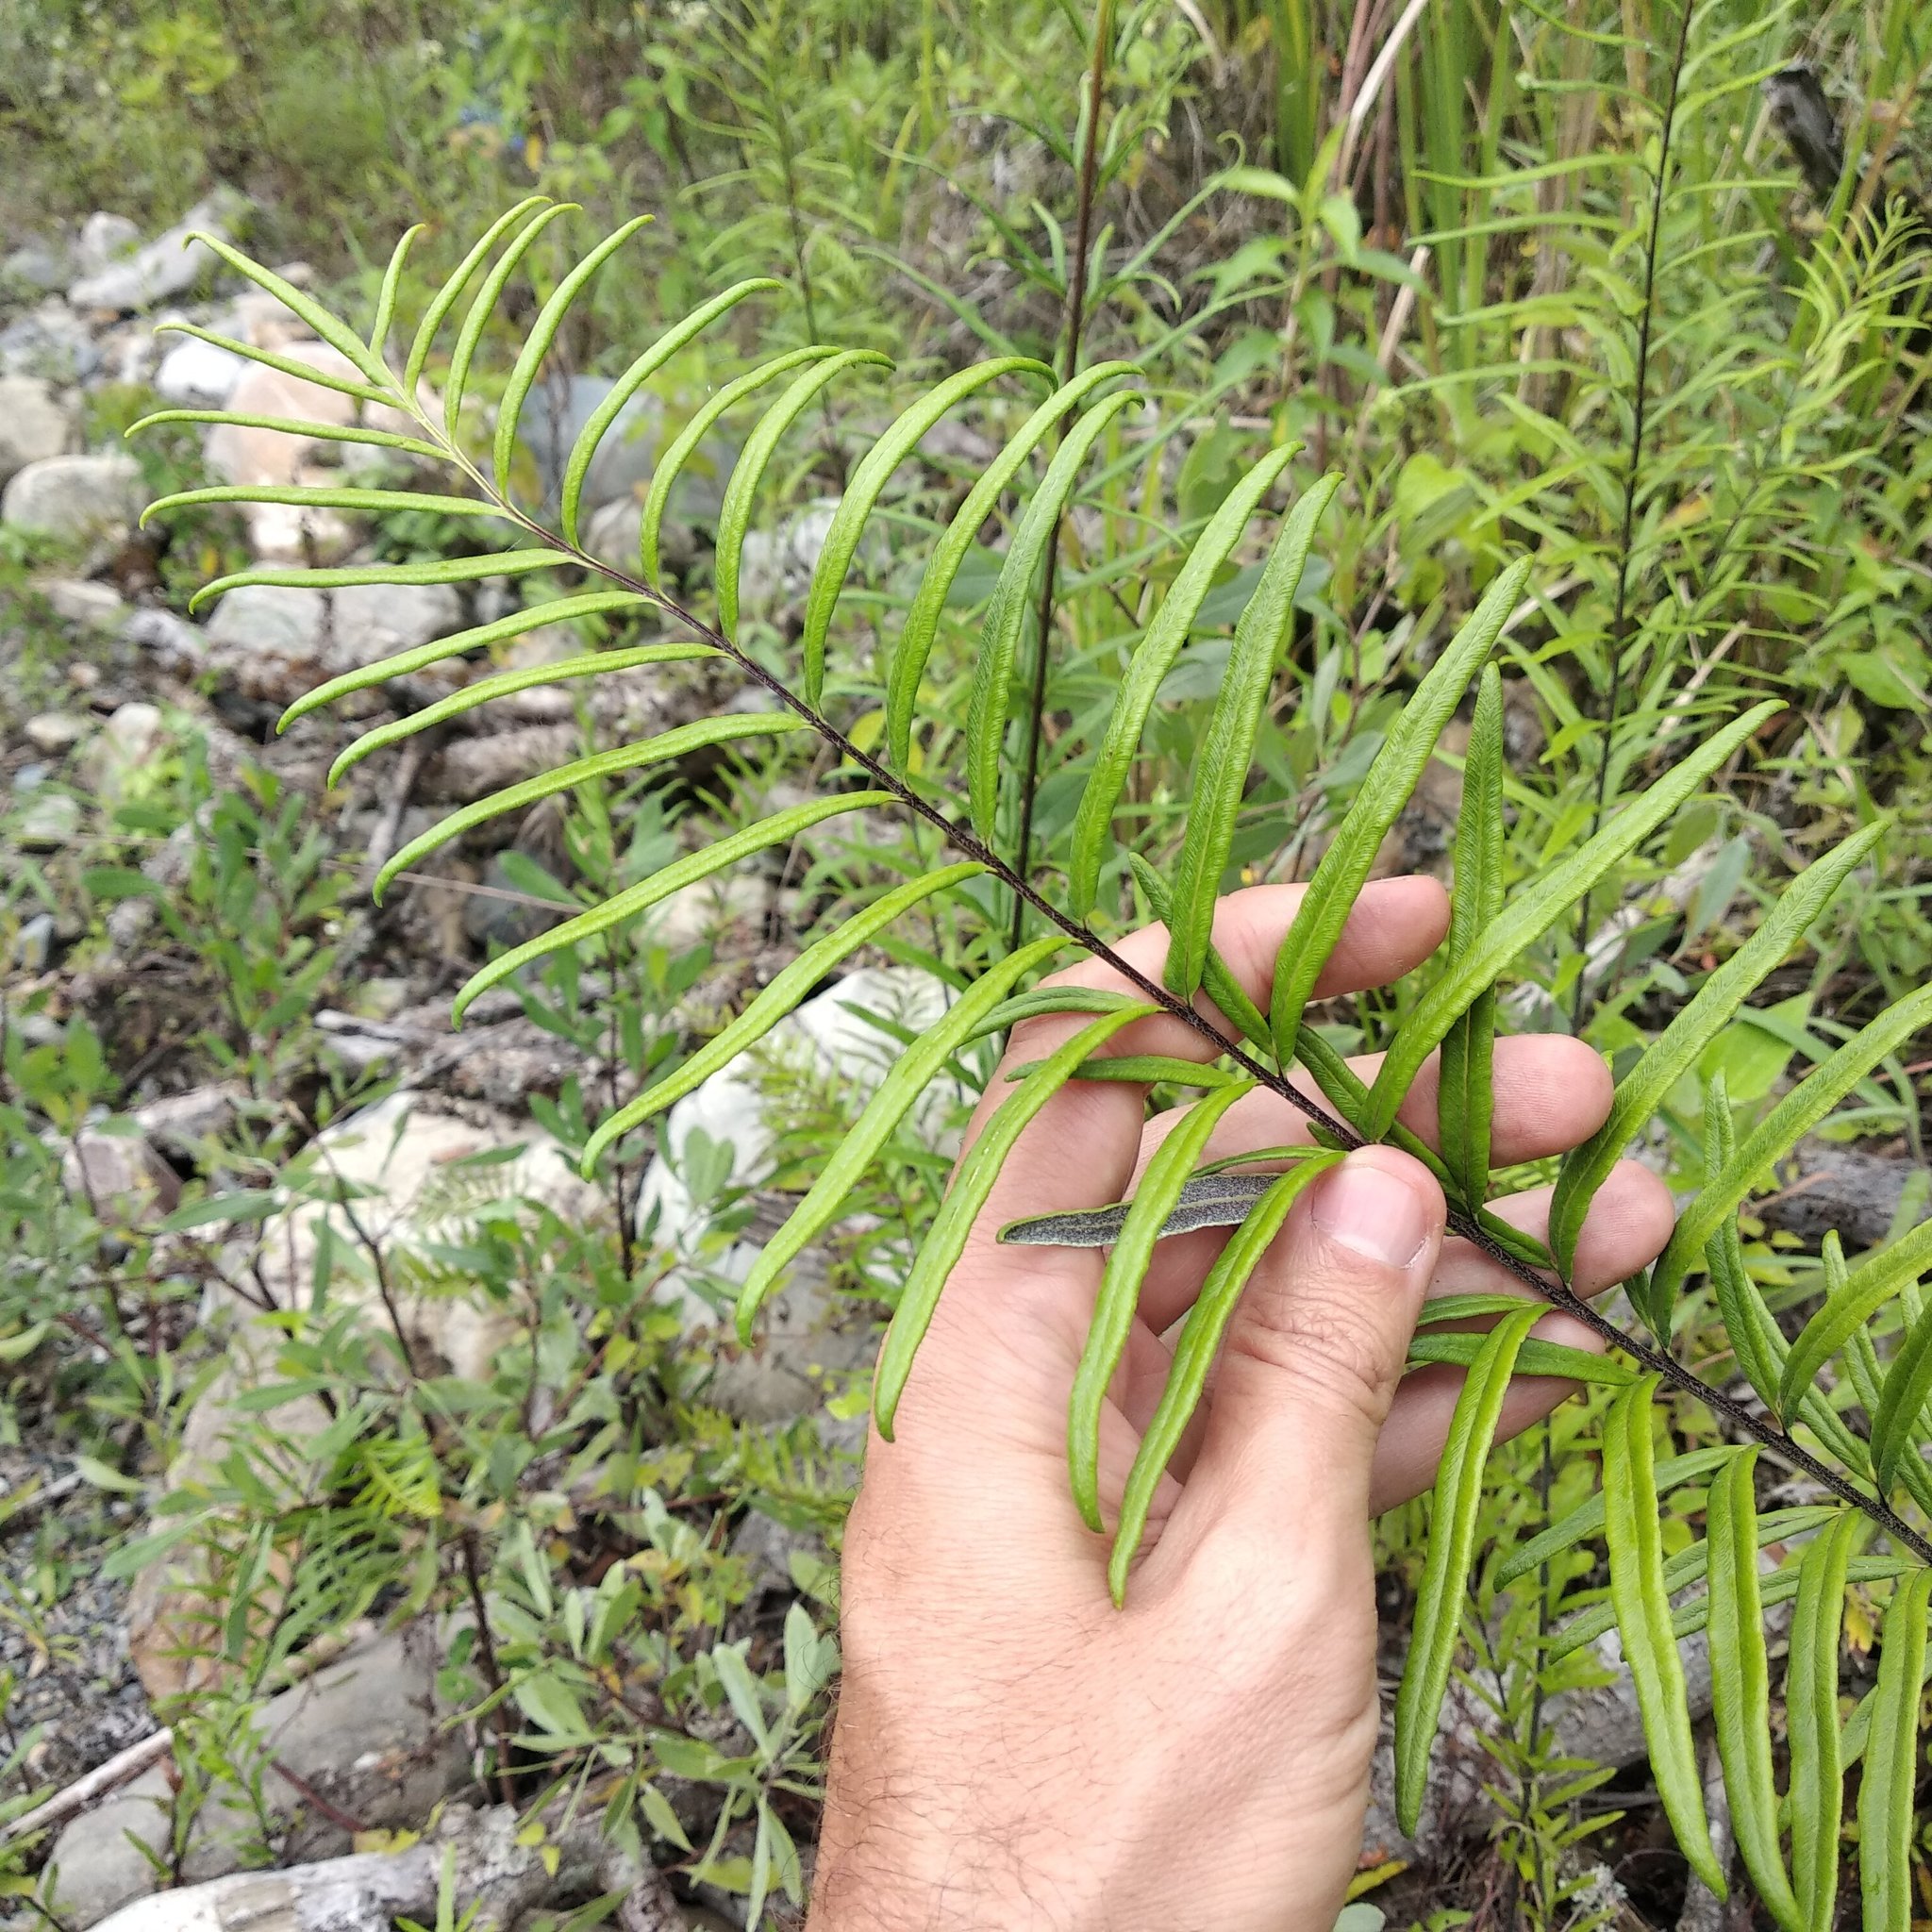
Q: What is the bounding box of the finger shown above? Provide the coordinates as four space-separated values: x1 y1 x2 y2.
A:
1145 1147 1446 1579
1131 1033 1614 1333
1365 1159 1674 1513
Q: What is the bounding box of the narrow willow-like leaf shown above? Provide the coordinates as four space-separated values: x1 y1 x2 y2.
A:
1789 1508 1861 1932
128 409 445 463
1871 1295 1932 1494
1066 445 1300 913
578 863 988 1174
1403 1332 1632 1384
1416 1292 1549 1325
717 350 893 634
966 986 1143 1041
1778 1219 1932 1424
1068 1080 1256 1530
1439 665 1507 1213
1548 1507 1847 1661
800 357 1053 707
1646 1556 1917 1654
142 485 514 528
1494 1445 1737 1587
445 202 578 440
639 345 837 581
1126 854 1272 1050
1108 1156 1341 1604
964 390 1145 837
404 197 547 398
998 1168 1311 1248
1549 822 1887 1281
452 791 891 1024
559 279 781 545
493 216 654 494
369 223 425 357
874 1005 1158 1439
1652 983 1932 1308
1006 1053 1232 1086
1272 560 1526 1050
886 361 1141 770
281 591 650 729
1603 1374 1726 1898
1363 701 1783 1141
373 716 808 901
328 642 715 786
1395 1306 1542 1835
155 321 391 406
1857 1566 1931 1932
735 934 1071 1341
187 232 391 387
187 550 575 613
1165 476 1341 998
1707 1449 1801 1931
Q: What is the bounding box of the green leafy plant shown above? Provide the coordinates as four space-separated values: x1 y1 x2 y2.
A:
137 203 1932 1926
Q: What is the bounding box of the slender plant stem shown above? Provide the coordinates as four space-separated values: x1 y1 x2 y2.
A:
1009 0 1115 949
1570 0 1694 1034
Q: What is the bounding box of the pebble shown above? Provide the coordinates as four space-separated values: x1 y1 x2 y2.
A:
0 453 146 544
16 790 81 850
153 335 248 408
24 712 89 755
0 375 75 485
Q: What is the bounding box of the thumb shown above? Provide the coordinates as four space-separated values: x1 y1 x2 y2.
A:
1182 1146 1444 1549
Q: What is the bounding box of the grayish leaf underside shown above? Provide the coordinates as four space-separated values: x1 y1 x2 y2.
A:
999 1172 1276 1247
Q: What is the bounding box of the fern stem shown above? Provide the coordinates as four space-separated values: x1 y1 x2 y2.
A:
406 376 1932 1574
1570 0 1695 1034
1009 0 1116 948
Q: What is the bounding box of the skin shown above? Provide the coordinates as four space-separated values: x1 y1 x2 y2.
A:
808 878 1674 1931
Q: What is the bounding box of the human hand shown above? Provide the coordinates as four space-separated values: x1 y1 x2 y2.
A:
808 879 1674 1931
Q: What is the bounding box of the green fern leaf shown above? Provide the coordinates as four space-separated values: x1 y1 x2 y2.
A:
1789 1509 1861 1932
445 202 578 440
405 197 547 398
368 222 425 357
1857 1567 1931 1932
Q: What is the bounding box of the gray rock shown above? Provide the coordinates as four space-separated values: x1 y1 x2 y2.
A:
1 453 146 545
122 607 210 675
24 712 90 756
0 300 101 383
15 790 81 850
43 577 128 631
133 1084 242 1159
1 240 70 297
11 912 56 973
68 192 245 312
735 495 874 623
81 702 167 806
60 1127 180 1225
44 1626 468 1927
0 375 75 484
75 212 142 276
205 584 327 702
154 336 247 408
517 374 662 514
1758 1143 1930 1250
325 581 462 675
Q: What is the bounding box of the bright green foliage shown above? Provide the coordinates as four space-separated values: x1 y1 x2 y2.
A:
137 205 1932 1919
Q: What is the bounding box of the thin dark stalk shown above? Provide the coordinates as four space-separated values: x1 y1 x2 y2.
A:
1008 0 1115 950
1570 0 1695 1035
491 498 1932 1570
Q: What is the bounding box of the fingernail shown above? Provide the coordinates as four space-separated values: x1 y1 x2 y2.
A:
1311 1154 1434 1269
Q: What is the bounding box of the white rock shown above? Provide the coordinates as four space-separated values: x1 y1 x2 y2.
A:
122 608 209 675
81 702 166 806
67 192 242 312
45 1627 464 1927
59 1126 179 1224
15 790 80 850
75 212 141 275
636 963 957 1320
204 346 358 485
133 1084 242 1158
324 581 462 675
253 1091 607 1382
153 336 247 408
0 375 75 485
0 453 146 544
204 583 327 702
43 577 127 630
24 712 89 755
